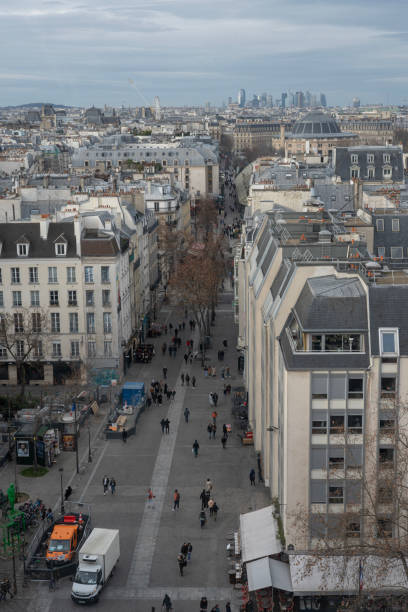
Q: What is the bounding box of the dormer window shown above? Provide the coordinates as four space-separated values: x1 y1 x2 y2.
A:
17 243 28 256
16 235 30 257
55 243 66 256
54 234 68 257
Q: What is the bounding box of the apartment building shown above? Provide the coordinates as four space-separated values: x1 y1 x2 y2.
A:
236 208 408 556
71 135 220 199
333 145 404 183
0 217 132 386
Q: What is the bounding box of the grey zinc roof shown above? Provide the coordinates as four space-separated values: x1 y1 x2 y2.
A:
369 285 408 355
0 222 77 258
260 238 278 276
293 275 368 331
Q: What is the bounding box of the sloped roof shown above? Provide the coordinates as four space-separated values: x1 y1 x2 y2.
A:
293 275 367 332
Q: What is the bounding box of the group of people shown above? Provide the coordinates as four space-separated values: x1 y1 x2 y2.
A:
160 418 171 434
176 541 193 575
102 475 116 495
198 478 220 527
149 379 176 405
200 598 231 612
181 372 196 386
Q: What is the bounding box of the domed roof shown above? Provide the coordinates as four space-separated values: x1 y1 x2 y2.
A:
291 111 341 137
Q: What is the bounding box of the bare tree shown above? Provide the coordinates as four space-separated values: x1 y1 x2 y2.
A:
0 309 49 397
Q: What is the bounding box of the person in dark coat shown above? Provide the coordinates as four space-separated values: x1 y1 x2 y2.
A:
200 596 208 611
249 468 256 486
200 488 207 509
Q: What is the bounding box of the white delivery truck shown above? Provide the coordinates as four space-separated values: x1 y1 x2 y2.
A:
71 528 119 604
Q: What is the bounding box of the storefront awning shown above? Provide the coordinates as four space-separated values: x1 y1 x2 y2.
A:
240 505 281 563
247 557 293 592
289 554 408 596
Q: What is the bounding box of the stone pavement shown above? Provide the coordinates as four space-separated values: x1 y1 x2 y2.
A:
2 172 270 611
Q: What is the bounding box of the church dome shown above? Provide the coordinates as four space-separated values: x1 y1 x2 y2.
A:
291 111 341 137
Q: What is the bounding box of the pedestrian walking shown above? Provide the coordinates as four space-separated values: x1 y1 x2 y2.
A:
160 418 166 433
192 376 196 387
211 605 220 612
181 542 188 557
172 389 176 399
209 392 214 407
173 489 180 511
163 367 168 379
200 596 208 611
199 509 206 528
147 488 155 508
226 602 231 612
192 439 200 457
165 418 170 434
200 488 208 509
122 428 127 443
221 434 227 448
213 501 219 521
207 423 213 440
213 393 218 407
0 578 13 600
181 373 185 386
110 478 116 495
223 423 228 437
212 410 218 425
187 542 192 561
223 339 228 348
205 478 213 493
162 342 167 356
185 373 190 386
208 498 214 516
177 552 186 576
184 353 188 364
212 423 216 439
103 475 109 495
162 593 173 610
249 468 256 486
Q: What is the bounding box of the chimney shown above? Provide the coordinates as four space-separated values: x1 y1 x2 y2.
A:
40 218 49 240
74 218 81 256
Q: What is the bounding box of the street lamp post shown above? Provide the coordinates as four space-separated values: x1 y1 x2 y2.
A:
72 401 79 474
59 468 64 515
88 425 92 463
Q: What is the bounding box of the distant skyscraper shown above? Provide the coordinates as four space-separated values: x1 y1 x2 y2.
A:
228 96 232 105
205 101 211 112
238 89 246 107
260 92 267 107
281 92 288 109
266 94 273 108
295 91 305 108
305 91 312 107
153 96 161 120
320 93 327 107
352 97 361 109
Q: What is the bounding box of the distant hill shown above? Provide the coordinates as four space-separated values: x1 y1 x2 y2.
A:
0 103 79 110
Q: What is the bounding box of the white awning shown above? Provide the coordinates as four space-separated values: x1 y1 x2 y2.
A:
247 558 293 592
289 554 408 595
247 557 272 592
269 558 293 592
240 505 281 563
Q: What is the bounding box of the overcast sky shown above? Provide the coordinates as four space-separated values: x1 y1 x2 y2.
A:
1 0 408 107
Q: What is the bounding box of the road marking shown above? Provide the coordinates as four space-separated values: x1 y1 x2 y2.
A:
126 383 187 589
79 439 110 503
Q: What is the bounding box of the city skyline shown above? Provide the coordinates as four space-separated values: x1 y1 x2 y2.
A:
1 0 408 107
